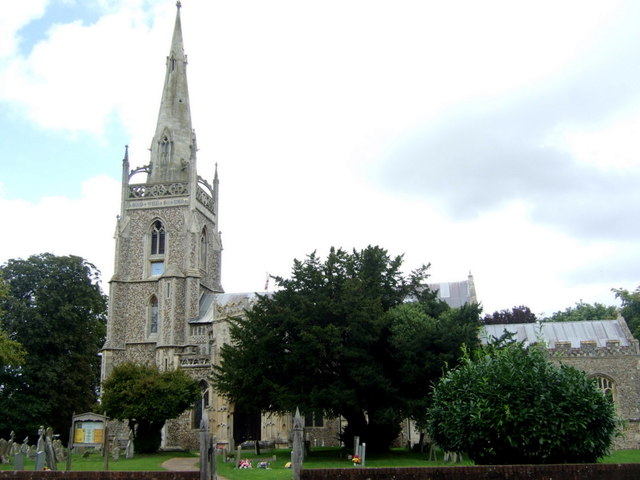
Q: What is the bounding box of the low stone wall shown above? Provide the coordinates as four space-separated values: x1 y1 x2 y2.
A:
0 473 197 480
301 464 640 480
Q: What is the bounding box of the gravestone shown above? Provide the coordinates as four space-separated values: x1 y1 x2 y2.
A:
44 427 57 470
125 429 134 459
34 451 46 471
13 452 24 470
291 408 304 480
0 438 9 464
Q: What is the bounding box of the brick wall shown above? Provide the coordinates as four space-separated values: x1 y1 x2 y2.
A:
301 464 640 480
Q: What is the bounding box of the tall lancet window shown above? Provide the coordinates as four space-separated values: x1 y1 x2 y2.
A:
150 220 166 276
200 227 207 271
150 295 159 334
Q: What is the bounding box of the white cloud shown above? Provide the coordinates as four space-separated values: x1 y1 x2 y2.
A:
0 175 119 291
0 0 48 57
1 1 639 315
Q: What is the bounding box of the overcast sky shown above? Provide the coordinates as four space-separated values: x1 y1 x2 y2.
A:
1 0 640 317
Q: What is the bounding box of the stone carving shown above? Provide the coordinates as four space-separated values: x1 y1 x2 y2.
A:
128 182 189 199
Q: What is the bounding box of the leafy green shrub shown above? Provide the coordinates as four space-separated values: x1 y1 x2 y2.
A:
428 339 618 464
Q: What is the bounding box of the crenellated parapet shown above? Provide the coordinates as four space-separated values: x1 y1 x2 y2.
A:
550 339 639 358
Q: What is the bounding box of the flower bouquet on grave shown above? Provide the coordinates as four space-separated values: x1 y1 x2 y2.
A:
352 455 361 466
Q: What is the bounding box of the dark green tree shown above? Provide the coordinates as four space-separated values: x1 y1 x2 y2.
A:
542 301 618 323
482 305 537 324
100 362 200 453
213 246 481 452
0 254 107 442
0 278 26 367
428 338 618 464
613 286 640 339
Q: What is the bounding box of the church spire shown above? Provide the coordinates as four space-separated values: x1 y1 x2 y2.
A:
148 1 195 183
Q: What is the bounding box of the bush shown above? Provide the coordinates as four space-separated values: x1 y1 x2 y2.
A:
427 339 618 464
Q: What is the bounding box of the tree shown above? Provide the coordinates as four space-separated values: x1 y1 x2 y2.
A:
613 286 640 339
542 301 618 323
482 305 537 324
0 278 26 367
213 246 481 452
0 254 107 442
100 362 200 453
427 338 617 464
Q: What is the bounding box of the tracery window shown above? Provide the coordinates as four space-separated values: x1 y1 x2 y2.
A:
151 220 166 255
594 375 615 403
149 220 166 276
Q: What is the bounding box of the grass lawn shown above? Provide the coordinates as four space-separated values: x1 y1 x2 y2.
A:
0 450 197 472
2 447 640 479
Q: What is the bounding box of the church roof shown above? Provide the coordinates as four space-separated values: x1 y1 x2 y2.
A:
190 292 264 323
427 273 477 308
480 318 633 348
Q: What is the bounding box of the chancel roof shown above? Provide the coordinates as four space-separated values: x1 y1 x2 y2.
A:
480 319 633 348
190 292 264 323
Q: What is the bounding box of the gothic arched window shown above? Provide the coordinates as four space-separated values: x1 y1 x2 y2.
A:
150 295 159 334
200 227 207 271
151 220 166 255
593 375 616 403
150 220 166 276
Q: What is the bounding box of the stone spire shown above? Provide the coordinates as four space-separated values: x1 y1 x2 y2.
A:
148 1 195 184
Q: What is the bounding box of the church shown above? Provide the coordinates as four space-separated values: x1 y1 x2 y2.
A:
101 3 640 452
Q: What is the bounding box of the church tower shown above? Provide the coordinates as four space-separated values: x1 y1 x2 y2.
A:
101 1 223 395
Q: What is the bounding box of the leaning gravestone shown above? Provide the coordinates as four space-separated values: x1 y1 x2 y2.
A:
0 438 9 464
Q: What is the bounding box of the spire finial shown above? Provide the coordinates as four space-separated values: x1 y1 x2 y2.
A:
176 1 182 9
123 145 129 162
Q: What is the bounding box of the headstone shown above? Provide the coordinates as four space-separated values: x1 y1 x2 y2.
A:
53 439 65 462
36 426 45 453
291 407 304 480
20 437 29 455
0 438 9 464
34 451 46 471
198 413 216 480
111 435 120 461
125 429 134 459
44 427 57 470
13 452 24 470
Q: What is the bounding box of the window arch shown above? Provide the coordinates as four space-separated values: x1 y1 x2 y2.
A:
149 220 166 276
593 374 616 403
149 295 159 334
151 220 166 255
200 226 207 271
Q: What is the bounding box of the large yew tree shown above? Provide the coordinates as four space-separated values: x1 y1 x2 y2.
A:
0 254 107 442
213 246 481 451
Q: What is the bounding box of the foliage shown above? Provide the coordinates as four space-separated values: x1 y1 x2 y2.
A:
613 286 640 339
0 254 107 442
101 362 200 453
542 301 618 323
213 246 481 452
427 338 618 464
482 305 537 324
0 277 27 367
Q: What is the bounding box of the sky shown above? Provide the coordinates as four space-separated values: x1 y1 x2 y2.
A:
1 0 640 317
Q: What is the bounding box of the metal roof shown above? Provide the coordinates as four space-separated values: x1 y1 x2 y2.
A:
480 319 631 348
